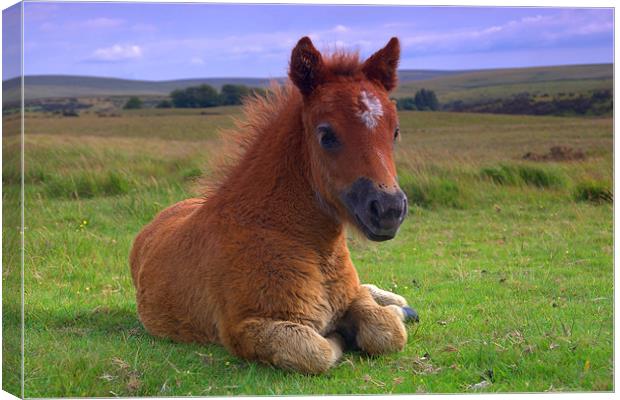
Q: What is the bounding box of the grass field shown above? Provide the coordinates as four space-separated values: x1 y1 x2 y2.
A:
2 105 613 396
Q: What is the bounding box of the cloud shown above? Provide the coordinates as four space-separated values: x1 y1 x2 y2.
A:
132 23 158 33
145 26 370 64
80 18 125 29
90 44 143 62
147 32 297 61
398 10 613 56
89 9 610 74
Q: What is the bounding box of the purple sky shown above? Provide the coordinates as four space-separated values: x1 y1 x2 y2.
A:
3 3 614 80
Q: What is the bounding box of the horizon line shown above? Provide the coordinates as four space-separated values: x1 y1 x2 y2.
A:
4 62 612 83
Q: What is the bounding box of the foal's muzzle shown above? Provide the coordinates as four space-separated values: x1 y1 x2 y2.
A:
342 178 408 242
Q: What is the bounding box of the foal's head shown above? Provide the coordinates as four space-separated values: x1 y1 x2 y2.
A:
289 36 407 241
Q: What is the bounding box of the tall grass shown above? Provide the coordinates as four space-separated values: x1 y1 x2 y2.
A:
573 180 613 204
480 164 566 188
44 172 130 199
399 173 464 209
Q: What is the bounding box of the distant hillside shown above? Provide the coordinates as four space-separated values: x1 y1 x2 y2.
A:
395 64 613 103
2 70 467 103
2 64 612 105
2 75 282 103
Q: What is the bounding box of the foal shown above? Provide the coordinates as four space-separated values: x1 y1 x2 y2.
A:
130 36 415 374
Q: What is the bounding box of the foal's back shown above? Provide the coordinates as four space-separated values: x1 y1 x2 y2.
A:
129 198 220 343
130 198 202 283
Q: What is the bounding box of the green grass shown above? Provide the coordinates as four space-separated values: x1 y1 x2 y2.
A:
400 174 464 209
2 107 613 396
480 164 566 188
573 180 613 204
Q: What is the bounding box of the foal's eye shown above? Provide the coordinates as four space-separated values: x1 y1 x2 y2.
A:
394 126 400 141
317 125 341 150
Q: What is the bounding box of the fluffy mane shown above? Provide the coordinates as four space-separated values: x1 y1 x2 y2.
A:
201 50 365 198
323 49 362 77
200 81 298 198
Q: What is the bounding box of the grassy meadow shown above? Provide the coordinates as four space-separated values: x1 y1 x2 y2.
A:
2 104 613 396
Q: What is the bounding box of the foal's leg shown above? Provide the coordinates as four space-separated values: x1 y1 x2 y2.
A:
362 283 419 322
340 287 408 355
224 318 344 374
362 283 407 306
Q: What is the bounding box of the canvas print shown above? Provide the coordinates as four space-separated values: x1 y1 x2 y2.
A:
2 2 614 397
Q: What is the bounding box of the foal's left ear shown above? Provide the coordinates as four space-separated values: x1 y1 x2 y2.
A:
362 37 400 92
289 36 326 97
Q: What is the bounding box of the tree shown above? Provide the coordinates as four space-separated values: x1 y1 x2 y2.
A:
414 89 439 111
170 89 189 108
171 84 219 108
123 96 143 109
219 84 251 105
426 90 440 111
396 97 417 111
193 84 220 107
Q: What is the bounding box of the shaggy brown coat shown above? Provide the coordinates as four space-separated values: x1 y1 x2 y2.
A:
130 37 411 374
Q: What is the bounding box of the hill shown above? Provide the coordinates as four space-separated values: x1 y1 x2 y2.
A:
2 75 282 104
3 70 467 103
2 64 612 105
394 64 613 103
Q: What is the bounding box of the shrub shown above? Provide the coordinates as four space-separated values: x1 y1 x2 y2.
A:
171 85 219 108
480 164 565 188
414 89 439 111
400 175 463 209
480 165 520 185
442 89 612 116
396 97 417 111
517 165 565 188
45 172 130 199
574 181 612 204
219 84 251 105
124 97 143 110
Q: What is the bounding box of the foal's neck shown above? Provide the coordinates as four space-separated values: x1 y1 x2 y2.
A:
208 97 344 248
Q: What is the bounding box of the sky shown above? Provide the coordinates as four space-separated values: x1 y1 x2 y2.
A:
2 2 614 80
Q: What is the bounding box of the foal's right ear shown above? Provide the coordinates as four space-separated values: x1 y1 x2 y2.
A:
362 37 400 92
289 37 325 97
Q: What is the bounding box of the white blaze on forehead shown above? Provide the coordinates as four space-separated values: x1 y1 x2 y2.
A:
357 90 383 130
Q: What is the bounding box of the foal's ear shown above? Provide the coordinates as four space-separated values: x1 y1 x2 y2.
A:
289 36 325 97
362 37 400 92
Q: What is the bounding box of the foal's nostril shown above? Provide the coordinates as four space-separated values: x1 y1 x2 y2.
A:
369 200 381 218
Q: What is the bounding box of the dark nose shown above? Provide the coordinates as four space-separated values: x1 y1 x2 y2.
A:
366 189 408 231
342 177 408 241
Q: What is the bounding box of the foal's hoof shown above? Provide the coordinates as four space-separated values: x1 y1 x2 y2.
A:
402 306 419 323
